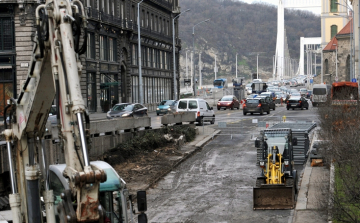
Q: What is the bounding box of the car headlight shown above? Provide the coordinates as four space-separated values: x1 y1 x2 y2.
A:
156 108 159 110
259 161 265 167
168 108 171 111
122 113 130 117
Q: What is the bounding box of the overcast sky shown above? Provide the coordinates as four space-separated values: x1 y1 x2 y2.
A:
238 0 321 15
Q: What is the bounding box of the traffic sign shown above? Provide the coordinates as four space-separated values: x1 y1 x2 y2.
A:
310 79 313 84
352 78 357 83
335 76 338 82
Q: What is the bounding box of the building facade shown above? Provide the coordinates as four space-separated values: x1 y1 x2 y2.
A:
321 0 348 49
323 19 352 83
0 0 181 119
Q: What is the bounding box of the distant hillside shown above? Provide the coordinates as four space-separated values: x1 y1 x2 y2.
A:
178 0 320 84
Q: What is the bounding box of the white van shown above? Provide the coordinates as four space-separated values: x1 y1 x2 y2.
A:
176 98 215 125
312 84 328 106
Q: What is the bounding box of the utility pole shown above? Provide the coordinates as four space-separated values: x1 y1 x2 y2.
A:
199 52 202 88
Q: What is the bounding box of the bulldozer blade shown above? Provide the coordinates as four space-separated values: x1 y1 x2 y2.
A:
253 185 295 210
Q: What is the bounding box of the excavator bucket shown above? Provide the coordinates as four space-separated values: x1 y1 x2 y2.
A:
253 184 295 210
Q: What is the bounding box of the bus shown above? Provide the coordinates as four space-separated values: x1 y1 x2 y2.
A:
213 78 227 88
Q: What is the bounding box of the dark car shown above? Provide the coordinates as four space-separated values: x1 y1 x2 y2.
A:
107 103 148 119
306 90 312 99
286 97 309 110
156 100 175 116
217 95 240 110
243 98 270 115
255 95 276 110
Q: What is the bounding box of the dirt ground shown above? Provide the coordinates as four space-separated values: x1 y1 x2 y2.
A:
101 126 196 194
112 145 183 193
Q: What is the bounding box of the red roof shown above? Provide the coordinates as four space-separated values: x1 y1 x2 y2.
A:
323 36 338 51
337 18 353 35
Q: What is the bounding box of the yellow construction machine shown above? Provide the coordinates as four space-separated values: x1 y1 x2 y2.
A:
253 129 298 210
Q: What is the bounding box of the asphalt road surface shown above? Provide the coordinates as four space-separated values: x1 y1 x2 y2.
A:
144 99 319 223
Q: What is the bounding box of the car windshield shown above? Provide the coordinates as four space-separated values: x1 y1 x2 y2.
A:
265 134 288 154
247 99 259 103
160 100 173 105
112 104 133 111
221 97 233 101
292 93 300 96
313 88 326 95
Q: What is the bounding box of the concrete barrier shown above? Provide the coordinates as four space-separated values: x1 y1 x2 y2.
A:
45 117 151 139
161 112 196 126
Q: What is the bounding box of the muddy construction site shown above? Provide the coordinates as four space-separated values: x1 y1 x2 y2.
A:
100 125 197 193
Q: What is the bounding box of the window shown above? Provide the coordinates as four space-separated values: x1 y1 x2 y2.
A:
0 17 14 51
120 1 124 19
152 49 156 67
49 171 65 196
160 51 163 69
330 0 338 13
331 25 337 39
325 59 329 74
100 35 108 60
151 14 154 30
109 37 116 62
147 48 151 67
178 100 187 109
188 100 198 109
87 73 97 112
164 52 167 69
86 32 95 59
132 44 137 65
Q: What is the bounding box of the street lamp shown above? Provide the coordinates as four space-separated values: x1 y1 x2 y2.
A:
172 9 190 100
333 43 338 82
192 19 210 97
256 53 259 79
235 53 238 78
137 0 144 104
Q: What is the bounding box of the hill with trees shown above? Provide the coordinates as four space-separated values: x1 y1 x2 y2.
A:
178 0 320 84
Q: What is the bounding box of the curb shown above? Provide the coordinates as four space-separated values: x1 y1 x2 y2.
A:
144 129 221 191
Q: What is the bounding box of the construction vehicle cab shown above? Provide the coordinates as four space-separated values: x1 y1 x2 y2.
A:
253 129 298 210
49 161 140 223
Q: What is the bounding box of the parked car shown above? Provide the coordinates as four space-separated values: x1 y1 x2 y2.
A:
176 98 215 125
243 98 270 115
156 100 175 116
107 103 148 119
306 90 312 99
286 96 309 110
299 88 307 97
217 95 240 110
255 95 276 110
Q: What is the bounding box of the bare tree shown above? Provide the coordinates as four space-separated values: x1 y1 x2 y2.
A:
317 91 360 222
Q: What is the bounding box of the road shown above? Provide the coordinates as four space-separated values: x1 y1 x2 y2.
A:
144 99 319 222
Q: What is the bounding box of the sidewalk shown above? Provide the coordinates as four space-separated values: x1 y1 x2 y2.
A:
292 134 330 223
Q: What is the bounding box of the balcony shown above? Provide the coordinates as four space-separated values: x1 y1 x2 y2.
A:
149 0 173 11
88 8 99 20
